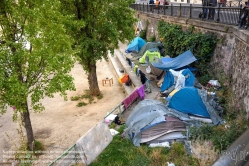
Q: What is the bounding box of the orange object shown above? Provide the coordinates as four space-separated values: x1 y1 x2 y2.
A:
119 74 129 83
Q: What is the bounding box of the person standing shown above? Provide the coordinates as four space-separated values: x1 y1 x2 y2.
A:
202 0 210 19
149 0 154 11
159 0 165 12
209 0 217 20
239 2 249 28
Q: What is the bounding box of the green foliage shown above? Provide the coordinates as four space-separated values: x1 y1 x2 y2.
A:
60 0 137 95
189 116 249 152
148 35 156 42
90 126 198 166
157 21 217 77
139 30 147 40
0 0 75 148
97 93 103 100
71 96 81 101
139 20 149 40
77 102 87 107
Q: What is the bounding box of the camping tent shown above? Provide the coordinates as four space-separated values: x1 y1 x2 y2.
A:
139 50 161 64
151 50 197 70
132 42 164 57
160 68 196 92
168 87 211 118
125 37 146 53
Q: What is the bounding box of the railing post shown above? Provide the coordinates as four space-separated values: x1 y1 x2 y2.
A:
216 3 220 23
157 4 159 14
164 3 165 15
171 4 173 16
143 3 144 12
238 4 243 24
147 3 148 12
190 4 192 18
180 3 182 17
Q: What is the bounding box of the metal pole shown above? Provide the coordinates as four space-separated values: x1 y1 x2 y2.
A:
171 4 173 16
180 3 182 17
216 3 220 22
190 4 192 18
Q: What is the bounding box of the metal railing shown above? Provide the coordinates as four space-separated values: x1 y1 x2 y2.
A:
130 3 249 28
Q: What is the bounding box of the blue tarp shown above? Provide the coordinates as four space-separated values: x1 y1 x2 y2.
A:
168 87 211 118
151 50 197 70
160 69 195 92
125 37 146 53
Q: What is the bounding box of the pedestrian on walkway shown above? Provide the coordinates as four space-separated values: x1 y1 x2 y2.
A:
239 2 249 28
202 0 211 19
149 0 154 11
208 0 217 20
159 0 165 12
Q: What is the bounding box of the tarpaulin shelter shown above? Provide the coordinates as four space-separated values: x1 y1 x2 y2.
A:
151 50 197 70
168 87 222 125
125 37 146 53
124 99 190 146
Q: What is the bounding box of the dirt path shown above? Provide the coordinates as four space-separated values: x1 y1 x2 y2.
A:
0 59 126 163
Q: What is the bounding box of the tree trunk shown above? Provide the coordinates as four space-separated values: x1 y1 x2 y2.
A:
88 63 101 96
21 102 35 151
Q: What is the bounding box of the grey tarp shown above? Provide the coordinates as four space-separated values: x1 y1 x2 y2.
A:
197 89 222 125
131 42 163 58
124 99 191 146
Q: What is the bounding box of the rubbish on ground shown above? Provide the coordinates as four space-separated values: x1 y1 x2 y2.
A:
167 162 175 166
109 129 119 136
149 141 170 148
208 80 220 87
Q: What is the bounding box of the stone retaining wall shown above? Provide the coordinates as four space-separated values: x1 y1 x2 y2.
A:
136 11 249 117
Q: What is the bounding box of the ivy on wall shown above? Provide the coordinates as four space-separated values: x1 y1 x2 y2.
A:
157 21 217 78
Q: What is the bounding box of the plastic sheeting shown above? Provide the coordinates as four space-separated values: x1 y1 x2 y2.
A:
125 37 146 53
124 99 191 146
151 50 197 70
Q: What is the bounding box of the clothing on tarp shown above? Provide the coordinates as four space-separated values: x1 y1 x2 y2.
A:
139 50 161 64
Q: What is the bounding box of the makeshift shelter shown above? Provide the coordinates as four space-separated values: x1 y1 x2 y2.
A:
124 99 190 146
139 50 161 64
168 87 210 118
167 87 222 125
151 50 197 70
160 68 196 92
125 37 146 53
132 42 164 57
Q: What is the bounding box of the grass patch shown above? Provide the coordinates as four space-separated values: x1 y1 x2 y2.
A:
90 125 198 166
71 89 103 106
77 102 87 107
97 93 103 100
71 96 81 101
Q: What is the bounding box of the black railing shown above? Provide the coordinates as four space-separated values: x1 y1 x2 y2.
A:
130 3 249 29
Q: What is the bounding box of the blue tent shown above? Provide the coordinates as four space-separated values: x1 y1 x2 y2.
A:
160 69 195 92
168 87 210 118
151 50 197 70
125 37 146 53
